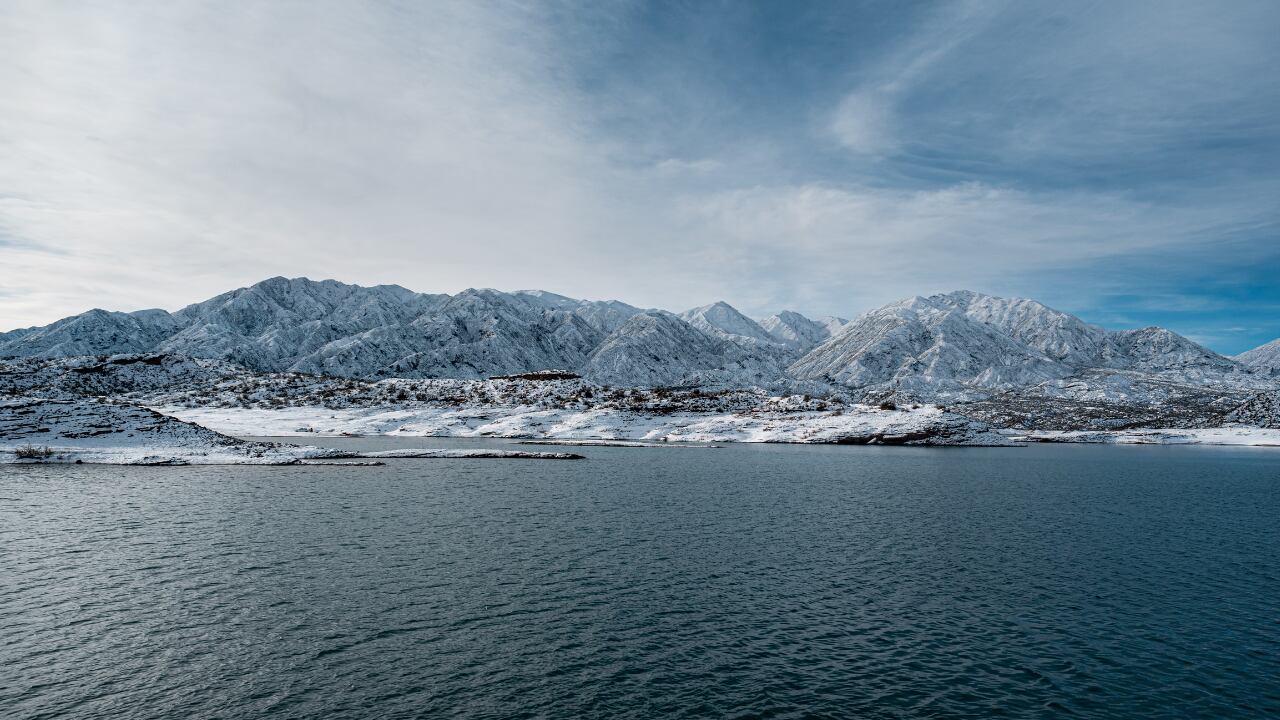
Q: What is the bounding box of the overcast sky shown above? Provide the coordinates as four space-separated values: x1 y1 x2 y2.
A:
2 1 1278 353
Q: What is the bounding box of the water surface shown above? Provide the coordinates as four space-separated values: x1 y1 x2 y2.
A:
3 440 1278 718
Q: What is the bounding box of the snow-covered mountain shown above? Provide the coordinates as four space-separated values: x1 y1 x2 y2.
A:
0 278 797 385
787 291 1257 400
512 290 646 334
758 311 845 349
289 288 605 379
2 308 181 357
1236 338 1280 375
2 281 1273 406
583 311 787 387
678 302 779 347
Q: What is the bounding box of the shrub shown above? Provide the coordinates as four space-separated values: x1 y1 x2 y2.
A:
878 401 897 411
15 444 54 460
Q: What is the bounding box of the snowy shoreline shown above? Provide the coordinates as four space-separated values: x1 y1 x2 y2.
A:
7 396 1280 468
1016 427 1280 447
0 398 584 465
159 403 1017 446
163 405 1280 449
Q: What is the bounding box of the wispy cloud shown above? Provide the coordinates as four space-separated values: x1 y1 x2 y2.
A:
827 1 1280 187
674 180 1278 318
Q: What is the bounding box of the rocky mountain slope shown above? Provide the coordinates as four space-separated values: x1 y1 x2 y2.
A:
678 302 780 347
1236 338 1280 375
3 280 1275 410
788 291 1261 400
0 277 840 388
581 311 792 388
758 311 846 349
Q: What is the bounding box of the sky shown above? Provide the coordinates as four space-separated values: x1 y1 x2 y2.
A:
1 0 1278 354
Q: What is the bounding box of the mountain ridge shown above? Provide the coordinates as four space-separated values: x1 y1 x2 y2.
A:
2 278 1273 401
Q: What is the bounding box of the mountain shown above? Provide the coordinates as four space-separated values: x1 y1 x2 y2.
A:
322 288 604 379
512 290 646 334
788 293 1068 396
788 291 1254 399
1236 338 1280 375
0 278 799 385
583 311 786 387
3 281 1273 405
2 308 180 357
678 302 779 347
758 311 844 349
158 277 446 371
818 316 848 336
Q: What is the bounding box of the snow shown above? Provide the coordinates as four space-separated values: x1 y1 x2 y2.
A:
1226 390 1280 428
0 278 831 389
360 448 583 459
4 278 1279 436
1235 338 1280 375
159 403 1017 446
679 301 780 346
0 397 584 465
518 439 720 448
0 397 334 465
788 290 1263 400
758 311 840 349
581 311 790 389
1017 427 1280 447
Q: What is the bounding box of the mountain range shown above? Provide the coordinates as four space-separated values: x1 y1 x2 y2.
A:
2 277 1277 401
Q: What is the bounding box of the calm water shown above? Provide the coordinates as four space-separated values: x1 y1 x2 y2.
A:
2 439 1278 719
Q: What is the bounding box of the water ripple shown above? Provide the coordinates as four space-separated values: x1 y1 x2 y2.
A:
2 441 1278 718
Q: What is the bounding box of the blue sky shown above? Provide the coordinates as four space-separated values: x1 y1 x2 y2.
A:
1 1 1277 353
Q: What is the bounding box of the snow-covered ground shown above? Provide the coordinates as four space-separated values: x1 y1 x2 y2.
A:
0 398 582 465
161 404 1017 446
1017 427 1280 446
0 397 334 465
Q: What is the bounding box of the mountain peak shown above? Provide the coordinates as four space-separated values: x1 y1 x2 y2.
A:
758 310 836 349
0 278 1265 399
679 301 776 345
1236 338 1280 374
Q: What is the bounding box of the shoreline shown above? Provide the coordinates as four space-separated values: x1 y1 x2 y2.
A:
160 404 1280 448
158 403 1017 447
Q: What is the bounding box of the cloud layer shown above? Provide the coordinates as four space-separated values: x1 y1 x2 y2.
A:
2 1 1278 352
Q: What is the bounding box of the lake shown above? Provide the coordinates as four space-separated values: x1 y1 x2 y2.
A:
2 439 1278 718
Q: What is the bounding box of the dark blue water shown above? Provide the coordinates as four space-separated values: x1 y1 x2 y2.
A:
2 439 1278 719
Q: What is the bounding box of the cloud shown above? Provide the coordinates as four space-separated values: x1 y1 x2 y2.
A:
828 0 1002 155
1 0 1277 354
0 1 621 323
671 180 1278 316
828 0 1280 186
830 91 897 154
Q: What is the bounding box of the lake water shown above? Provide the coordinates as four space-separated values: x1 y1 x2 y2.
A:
3 439 1278 719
